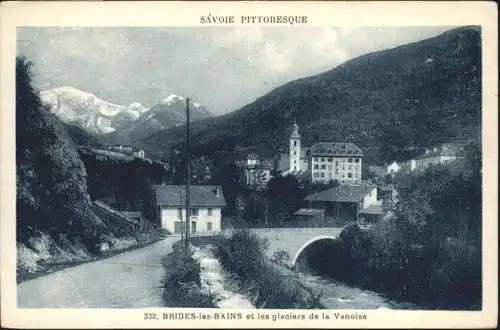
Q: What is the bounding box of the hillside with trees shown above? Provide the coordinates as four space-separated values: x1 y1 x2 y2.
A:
302 140 482 309
16 57 168 281
136 26 481 165
16 57 107 273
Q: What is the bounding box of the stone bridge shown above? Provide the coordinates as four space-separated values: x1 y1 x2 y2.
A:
250 227 344 267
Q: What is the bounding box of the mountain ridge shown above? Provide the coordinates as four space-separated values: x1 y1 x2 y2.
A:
41 86 212 145
135 26 481 164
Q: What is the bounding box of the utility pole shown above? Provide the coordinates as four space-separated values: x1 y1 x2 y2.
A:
184 97 191 250
180 191 184 244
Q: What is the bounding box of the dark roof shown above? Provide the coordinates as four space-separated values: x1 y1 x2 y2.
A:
304 184 376 203
309 142 363 157
294 208 325 216
121 211 143 219
93 201 139 225
415 144 463 160
155 185 226 207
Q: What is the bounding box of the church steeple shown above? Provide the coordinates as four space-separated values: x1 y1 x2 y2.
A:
290 118 300 139
289 119 301 173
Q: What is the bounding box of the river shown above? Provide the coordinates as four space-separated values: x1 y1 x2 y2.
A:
296 272 417 309
250 227 416 310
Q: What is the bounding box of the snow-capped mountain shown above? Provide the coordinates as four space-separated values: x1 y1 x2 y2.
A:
105 94 212 144
41 87 149 135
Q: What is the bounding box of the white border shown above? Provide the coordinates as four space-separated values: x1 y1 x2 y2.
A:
1 1 497 328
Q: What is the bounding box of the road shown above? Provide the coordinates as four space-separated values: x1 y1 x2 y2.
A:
17 237 178 308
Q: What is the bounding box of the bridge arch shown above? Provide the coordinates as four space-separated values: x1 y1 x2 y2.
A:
291 235 338 268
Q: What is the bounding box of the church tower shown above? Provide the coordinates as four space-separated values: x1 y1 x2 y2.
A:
289 120 301 172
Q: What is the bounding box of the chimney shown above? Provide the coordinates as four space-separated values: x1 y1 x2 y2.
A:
215 186 221 197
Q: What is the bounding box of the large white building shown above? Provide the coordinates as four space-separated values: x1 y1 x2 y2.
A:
414 143 464 172
155 185 226 234
282 122 364 184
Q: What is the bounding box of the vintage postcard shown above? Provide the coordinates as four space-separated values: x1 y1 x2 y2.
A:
0 1 498 329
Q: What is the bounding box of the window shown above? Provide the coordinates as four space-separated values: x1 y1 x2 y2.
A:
190 208 198 216
294 151 297 156
314 165 319 169
321 158 325 162
294 141 297 147
328 165 332 170
294 160 297 164
328 158 333 162
320 173 325 178
347 173 353 178
321 165 326 169
207 222 212 231
348 158 353 163
207 208 213 216
314 172 319 177
177 208 182 219
335 161 339 166
354 158 360 163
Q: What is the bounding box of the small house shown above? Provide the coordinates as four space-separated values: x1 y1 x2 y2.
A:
386 161 400 174
133 149 145 158
155 185 226 235
91 201 140 235
303 183 378 223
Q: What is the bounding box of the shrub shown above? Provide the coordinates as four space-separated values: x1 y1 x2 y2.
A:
213 229 323 309
162 249 218 308
271 250 291 268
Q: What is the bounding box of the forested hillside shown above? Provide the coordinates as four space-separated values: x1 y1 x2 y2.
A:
16 57 106 257
137 26 481 164
78 154 169 222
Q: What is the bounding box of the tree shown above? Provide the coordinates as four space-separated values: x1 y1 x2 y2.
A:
265 175 304 225
210 160 243 216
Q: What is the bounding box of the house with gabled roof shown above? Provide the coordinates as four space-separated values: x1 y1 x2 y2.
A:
155 185 226 235
303 183 377 223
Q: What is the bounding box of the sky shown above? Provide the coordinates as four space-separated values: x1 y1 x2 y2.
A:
17 26 454 115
